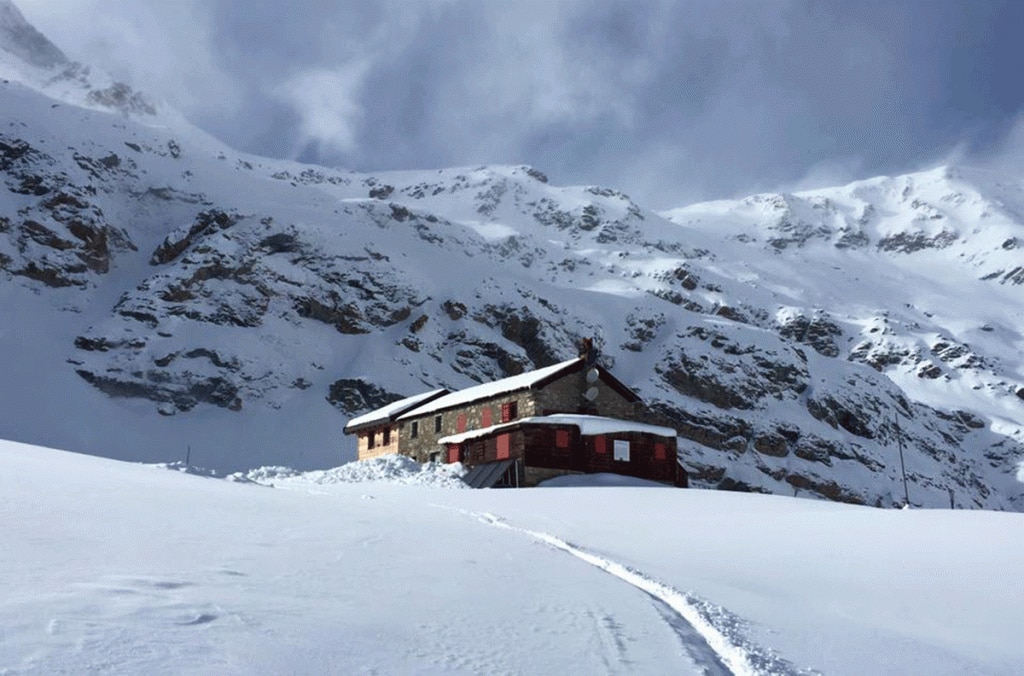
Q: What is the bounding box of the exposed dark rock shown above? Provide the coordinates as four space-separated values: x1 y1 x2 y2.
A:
86 82 157 116
525 167 548 183
658 330 808 410
806 393 876 439
877 229 957 253
76 369 241 412
258 233 299 254
327 378 404 414
622 311 665 352
474 304 561 368
848 340 914 371
785 473 866 504
151 210 239 265
442 300 467 320
410 314 429 333
369 184 394 199
777 312 842 357
717 477 772 494
647 401 750 453
453 337 529 380
74 335 144 352
835 229 870 249
792 437 835 465
753 431 790 457
295 296 369 334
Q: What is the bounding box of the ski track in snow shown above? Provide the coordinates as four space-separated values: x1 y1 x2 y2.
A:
449 507 814 676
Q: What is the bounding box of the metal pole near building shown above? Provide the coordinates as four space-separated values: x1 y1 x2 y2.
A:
894 415 910 508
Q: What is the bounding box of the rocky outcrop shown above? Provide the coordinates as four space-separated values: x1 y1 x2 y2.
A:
776 311 842 357
327 379 403 414
657 326 809 410
0 137 135 287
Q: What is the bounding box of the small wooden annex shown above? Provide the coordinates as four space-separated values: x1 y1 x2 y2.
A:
343 343 685 488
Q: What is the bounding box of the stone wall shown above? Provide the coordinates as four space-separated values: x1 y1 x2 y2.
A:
533 368 638 419
395 366 642 461
400 391 536 461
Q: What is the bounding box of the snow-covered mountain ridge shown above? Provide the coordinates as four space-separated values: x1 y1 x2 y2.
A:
0 9 1022 509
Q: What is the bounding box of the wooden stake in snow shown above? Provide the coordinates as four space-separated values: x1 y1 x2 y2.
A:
894 415 910 508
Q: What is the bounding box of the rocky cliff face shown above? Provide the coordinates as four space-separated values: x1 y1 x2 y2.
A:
0 15 1022 509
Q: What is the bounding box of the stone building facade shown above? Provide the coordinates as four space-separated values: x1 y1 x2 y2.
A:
343 348 682 487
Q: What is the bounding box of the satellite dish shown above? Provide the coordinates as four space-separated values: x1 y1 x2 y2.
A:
584 387 599 402
586 368 599 384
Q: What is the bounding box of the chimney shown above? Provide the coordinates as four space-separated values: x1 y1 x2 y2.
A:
578 337 598 366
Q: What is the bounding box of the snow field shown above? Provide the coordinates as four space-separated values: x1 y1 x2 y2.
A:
4 442 1024 674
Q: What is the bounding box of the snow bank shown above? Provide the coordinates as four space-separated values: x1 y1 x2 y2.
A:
232 454 469 489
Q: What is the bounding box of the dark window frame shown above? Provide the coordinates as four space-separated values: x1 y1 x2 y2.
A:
501 401 518 423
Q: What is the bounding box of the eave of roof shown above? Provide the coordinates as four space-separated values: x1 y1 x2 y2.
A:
437 414 677 446
343 388 449 434
396 357 584 421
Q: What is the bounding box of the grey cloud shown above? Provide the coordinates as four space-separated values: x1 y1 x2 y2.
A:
17 0 1024 208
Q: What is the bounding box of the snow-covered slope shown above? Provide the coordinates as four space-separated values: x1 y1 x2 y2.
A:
3 439 1023 675
0 7 1022 509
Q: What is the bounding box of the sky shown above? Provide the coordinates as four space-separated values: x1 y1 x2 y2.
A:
15 0 1024 208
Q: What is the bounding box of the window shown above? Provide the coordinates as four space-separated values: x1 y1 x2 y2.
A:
497 433 511 460
429 451 439 463
383 427 391 445
654 443 667 460
410 421 418 439
500 401 518 423
594 436 607 454
446 444 460 463
434 416 442 433
367 431 376 449
613 439 630 462
481 407 492 428
456 413 467 433
555 430 570 448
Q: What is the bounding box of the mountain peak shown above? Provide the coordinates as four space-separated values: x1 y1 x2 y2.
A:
0 1 68 69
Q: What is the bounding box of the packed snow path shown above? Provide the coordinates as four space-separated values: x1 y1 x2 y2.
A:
462 509 804 676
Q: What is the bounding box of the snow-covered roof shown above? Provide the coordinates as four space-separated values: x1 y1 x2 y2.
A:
396 357 584 421
437 414 677 445
344 388 448 432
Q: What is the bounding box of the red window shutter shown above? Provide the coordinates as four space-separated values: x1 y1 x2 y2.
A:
594 436 607 454
497 433 510 460
655 443 667 460
555 430 570 448
447 444 460 463
456 414 467 433
481 407 492 428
